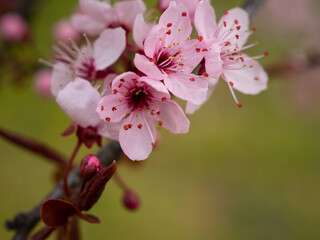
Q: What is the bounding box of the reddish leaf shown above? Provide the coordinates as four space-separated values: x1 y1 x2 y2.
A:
40 199 77 227
79 161 117 211
61 122 77 136
27 226 55 240
76 213 100 224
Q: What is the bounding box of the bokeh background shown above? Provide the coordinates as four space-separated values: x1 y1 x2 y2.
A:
1 0 320 239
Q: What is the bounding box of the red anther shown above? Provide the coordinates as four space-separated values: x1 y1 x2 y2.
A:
157 111 160 115
178 50 182 54
203 73 209 77
223 21 227 27
254 77 259 81
237 103 243 108
158 121 163 126
224 41 230 46
224 11 229 15
189 78 195 82
138 107 142 111
101 106 104 111
151 110 156 115
161 97 167 102
196 48 201 52
167 23 172 27
236 25 241 30
264 51 269 56
229 57 234 61
202 48 208 52
235 34 239 39
132 78 138 83
252 27 256 31
128 124 132 129
166 30 171 35
234 19 239 24
198 36 203 42
179 63 184 66
137 124 142 129
118 83 122 88
239 57 244 62
182 12 187 17
113 89 118 94
105 117 110 122
165 70 171 74
151 142 156 147
229 81 234 86
120 78 125 82
123 125 129 130
112 107 116 111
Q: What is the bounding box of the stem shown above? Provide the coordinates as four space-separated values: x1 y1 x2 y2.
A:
63 140 82 197
113 172 129 191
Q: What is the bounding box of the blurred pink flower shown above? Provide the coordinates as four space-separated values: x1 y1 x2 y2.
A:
53 19 80 42
71 0 146 36
159 0 200 21
34 69 53 98
97 72 190 160
0 12 28 42
134 2 208 105
186 0 268 111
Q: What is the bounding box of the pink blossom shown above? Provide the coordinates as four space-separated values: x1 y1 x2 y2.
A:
134 2 208 105
0 12 28 42
159 0 200 21
71 0 146 36
56 78 120 141
47 27 126 97
189 0 268 110
97 72 190 160
34 69 53 98
53 19 80 42
132 14 153 50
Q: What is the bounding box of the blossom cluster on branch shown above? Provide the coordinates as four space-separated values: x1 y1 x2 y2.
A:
39 0 268 161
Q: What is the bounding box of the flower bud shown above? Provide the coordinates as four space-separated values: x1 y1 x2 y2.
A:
80 155 102 181
53 19 80 42
34 69 52 98
0 13 29 42
123 190 140 210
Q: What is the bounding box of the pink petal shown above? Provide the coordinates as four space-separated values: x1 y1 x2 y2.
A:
93 27 126 70
71 13 105 36
143 25 165 59
223 59 268 95
205 43 223 79
51 63 73 97
56 78 101 128
111 72 138 91
156 99 189 134
185 77 218 114
164 73 208 104
217 7 250 48
133 14 153 49
158 2 192 48
159 0 199 20
79 0 115 25
97 94 128 123
115 0 146 30
97 121 120 140
194 0 217 39
134 54 164 80
139 76 170 99
102 73 117 96
119 112 156 160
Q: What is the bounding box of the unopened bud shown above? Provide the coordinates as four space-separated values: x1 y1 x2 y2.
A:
0 13 29 42
53 19 80 42
80 155 102 180
34 69 52 98
123 190 140 210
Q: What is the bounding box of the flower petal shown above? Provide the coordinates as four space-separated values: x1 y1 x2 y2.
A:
71 13 105 36
97 94 128 123
51 63 73 97
205 43 223 79
97 121 120 140
102 73 117 96
164 73 208 104
79 0 115 25
115 0 146 30
93 27 126 70
223 58 268 94
156 99 189 134
133 14 153 49
56 78 101 128
119 112 156 160
139 76 170 99
194 0 217 39
134 54 164 80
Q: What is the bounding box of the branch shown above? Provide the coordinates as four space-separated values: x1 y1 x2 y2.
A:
5 140 122 240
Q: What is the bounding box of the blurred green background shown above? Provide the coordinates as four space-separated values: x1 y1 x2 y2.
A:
1 0 320 239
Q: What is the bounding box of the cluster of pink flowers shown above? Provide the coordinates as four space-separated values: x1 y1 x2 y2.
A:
43 0 268 160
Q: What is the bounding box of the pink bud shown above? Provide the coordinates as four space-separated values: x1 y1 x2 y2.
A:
0 13 29 42
34 69 52 98
123 190 140 210
53 19 80 42
80 155 102 180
